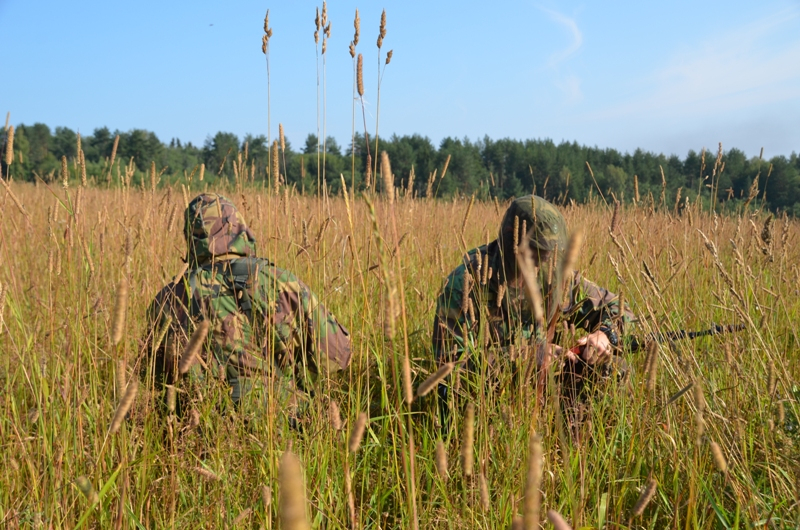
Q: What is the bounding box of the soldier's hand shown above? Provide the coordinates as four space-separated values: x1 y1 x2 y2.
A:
576 331 612 365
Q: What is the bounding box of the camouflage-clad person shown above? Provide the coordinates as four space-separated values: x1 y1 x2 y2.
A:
146 193 351 407
433 195 635 388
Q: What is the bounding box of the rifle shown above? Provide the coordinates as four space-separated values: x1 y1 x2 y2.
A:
568 322 746 356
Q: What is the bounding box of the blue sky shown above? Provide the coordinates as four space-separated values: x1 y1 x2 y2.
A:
2 0 799 158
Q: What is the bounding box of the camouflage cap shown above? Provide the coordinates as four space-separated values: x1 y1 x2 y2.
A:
499 194 568 255
184 193 257 266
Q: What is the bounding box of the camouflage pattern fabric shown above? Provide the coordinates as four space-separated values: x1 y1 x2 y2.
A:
432 194 635 366
147 193 351 404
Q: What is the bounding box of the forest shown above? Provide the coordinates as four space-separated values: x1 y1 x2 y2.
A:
3 122 800 214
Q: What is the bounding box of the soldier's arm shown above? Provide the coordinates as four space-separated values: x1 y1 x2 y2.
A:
432 267 478 364
265 269 351 376
566 272 637 334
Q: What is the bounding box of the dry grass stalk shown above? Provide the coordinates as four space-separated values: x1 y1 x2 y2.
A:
116 359 127 402
632 478 657 516
81 237 95 276
76 476 100 505
417 362 454 397
435 440 448 480
381 151 393 203
709 441 727 473
109 379 138 434
377 9 386 48
461 403 475 478
0 282 6 336
461 194 475 235
402 353 413 405
279 451 310 530
547 509 573 530
349 412 368 452
328 399 342 431
353 8 360 45
165 385 176 414
111 277 128 346
357 54 364 96
523 434 543 530
233 508 252 526
516 242 545 327
4 125 13 166
0 177 30 218
194 466 221 481
179 320 209 375
645 341 658 393
61 155 69 188
441 154 451 179
271 141 280 189
262 485 272 508
610 200 620 233
479 472 490 511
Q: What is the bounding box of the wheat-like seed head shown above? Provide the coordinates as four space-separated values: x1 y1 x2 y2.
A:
109 379 138 434
111 277 128 346
417 362 454 397
328 399 342 431
179 320 209 375
461 403 475 478
381 151 393 203
435 440 448 480
279 451 309 530
632 478 657 516
357 54 364 96
547 510 573 530
523 434 543 530
385 49 393 65
4 125 14 166
709 441 727 473
61 155 69 188
479 472 490 511
349 412 368 452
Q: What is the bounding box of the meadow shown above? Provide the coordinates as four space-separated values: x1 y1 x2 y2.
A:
0 170 798 529
1 5 799 528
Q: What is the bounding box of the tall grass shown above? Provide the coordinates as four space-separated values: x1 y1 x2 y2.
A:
1 7 798 529
0 178 798 528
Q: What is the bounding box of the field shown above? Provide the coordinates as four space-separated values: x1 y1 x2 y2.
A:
0 175 798 529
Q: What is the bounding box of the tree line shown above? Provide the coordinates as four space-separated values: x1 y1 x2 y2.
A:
3 123 799 214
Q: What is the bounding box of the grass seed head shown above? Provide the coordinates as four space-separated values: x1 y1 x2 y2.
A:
328 399 342 431
435 440 448 480
461 402 475 478
381 151 393 203
632 478 657 517
109 379 138 434
111 276 128 346
710 441 727 473
179 320 209 375
417 362 454 397
523 434 543 530
547 509 573 530
279 451 310 530
4 125 14 166
349 412 367 452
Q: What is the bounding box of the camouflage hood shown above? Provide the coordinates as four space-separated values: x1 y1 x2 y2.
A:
498 195 568 321
498 195 568 257
184 194 257 267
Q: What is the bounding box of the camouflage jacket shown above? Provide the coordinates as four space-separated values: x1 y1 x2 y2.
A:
432 240 635 365
146 194 351 401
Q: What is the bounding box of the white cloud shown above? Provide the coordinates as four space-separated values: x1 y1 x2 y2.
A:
540 8 583 67
589 7 800 121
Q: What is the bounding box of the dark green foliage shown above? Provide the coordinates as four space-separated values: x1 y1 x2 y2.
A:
3 122 799 214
